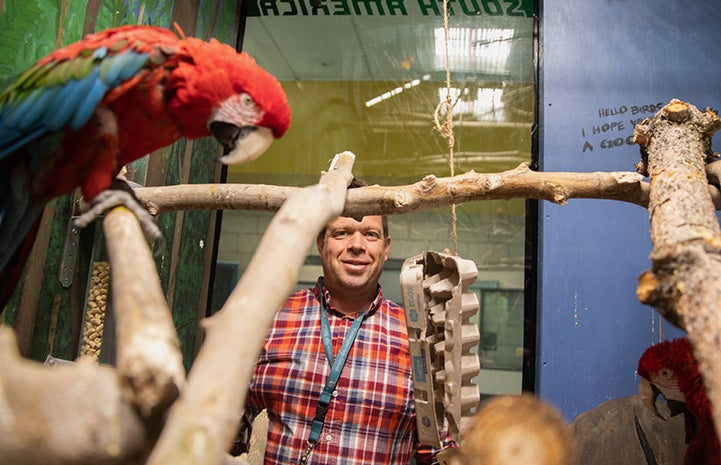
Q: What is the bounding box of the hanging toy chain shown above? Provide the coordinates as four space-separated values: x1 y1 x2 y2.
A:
433 0 458 255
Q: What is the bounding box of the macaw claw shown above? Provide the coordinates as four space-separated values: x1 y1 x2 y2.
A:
74 179 165 257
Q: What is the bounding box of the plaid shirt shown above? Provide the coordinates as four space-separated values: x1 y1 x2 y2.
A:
244 280 441 464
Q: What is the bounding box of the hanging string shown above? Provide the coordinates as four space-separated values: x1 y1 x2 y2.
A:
433 0 458 255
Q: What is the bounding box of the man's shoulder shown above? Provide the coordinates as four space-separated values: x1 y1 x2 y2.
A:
281 287 319 312
380 297 403 310
377 297 407 321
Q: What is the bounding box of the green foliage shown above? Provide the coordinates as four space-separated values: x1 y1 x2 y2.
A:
0 0 59 88
96 0 173 31
0 0 240 91
215 0 239 42
197 0 240 43
141 0 174 28
61 0 91 45
0 0 97 89
96 0 136 31
195 0 215 39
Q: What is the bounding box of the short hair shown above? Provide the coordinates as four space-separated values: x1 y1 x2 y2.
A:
317 177 389 241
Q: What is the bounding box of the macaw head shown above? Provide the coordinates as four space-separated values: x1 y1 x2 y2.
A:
637 337 702 444
168 37 291 165
637 338 688 419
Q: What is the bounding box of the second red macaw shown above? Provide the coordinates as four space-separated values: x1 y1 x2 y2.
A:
637 337 720 465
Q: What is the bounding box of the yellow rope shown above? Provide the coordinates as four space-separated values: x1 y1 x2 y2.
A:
433 0 458 255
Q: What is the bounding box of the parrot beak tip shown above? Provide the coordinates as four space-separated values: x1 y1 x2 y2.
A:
639 377 674 420
218 126 274 165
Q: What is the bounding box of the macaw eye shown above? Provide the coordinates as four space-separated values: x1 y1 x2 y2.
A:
659 369 672 378
240 93 255 108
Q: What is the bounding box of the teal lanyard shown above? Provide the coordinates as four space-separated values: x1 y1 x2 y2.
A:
299 280 369 465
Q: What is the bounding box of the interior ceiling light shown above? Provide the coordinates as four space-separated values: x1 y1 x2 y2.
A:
435 27 514 73
364 75 431 108
438 86 505 119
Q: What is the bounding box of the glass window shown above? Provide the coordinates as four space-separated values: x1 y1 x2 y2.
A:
214 1 535 399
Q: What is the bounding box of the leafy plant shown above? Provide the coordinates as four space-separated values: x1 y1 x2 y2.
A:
0 0 59 87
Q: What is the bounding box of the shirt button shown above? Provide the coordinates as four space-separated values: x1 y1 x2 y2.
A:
332 390 339 397
325 434 333 441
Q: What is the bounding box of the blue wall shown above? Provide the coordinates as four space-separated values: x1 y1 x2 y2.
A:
538 0 721 420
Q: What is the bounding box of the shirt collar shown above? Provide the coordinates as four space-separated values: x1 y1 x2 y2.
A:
315 277 382 319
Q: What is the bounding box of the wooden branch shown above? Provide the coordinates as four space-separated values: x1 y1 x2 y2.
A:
134 163 659 215
633 99 721 442
103 207 186 419
0 206 191 465
144 152 356 465
0 326 156 465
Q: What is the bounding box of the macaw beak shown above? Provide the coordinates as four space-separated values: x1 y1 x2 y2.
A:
639 377 667 419
639 377 695 444
209 122 274 165
639 377 687 419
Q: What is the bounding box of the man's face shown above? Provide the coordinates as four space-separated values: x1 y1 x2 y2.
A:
317 215 390 293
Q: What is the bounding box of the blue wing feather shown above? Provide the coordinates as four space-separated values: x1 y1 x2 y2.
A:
0 126 46 160
119 52 151 81
101 51 135 84
18 88 53 129
2 88 44 128
0 49 150 159
93 46 109 60
70 76 110 130
45 70 98 131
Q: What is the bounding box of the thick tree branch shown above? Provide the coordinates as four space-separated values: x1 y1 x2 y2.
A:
144 152 356 465
134 163 666 216
0 204 190 465
633 99 721 442
103 207 186 418
0 327 157 465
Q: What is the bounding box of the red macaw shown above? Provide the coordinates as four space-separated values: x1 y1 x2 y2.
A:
637 337 720 465
0 24 290 308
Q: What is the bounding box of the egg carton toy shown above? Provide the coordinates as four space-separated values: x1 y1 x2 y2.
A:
400 250 481 446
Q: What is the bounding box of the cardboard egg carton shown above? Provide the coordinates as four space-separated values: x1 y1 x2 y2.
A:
400 251 481 446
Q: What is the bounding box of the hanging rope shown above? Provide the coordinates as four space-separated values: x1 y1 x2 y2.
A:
433 0 458 255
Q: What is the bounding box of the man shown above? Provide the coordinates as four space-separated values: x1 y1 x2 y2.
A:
240 182 449 464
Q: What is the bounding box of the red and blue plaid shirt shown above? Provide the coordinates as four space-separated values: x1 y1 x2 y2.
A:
244 280 443 464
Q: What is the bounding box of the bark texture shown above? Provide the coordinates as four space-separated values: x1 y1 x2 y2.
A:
104 207 185 419
134 163 660 216
634 99 721 442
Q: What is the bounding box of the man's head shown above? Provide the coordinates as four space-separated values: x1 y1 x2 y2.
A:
317 214 390 297
316 179 390 298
